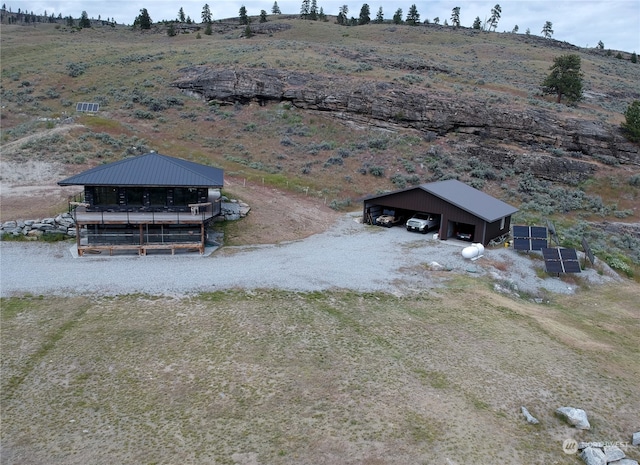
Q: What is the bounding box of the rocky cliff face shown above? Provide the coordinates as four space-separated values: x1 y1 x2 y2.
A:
173 67 639 183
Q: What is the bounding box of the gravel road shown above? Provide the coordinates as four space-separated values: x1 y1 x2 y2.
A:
0 213 616 298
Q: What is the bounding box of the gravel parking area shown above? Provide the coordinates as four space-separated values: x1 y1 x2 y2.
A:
0 213 617 298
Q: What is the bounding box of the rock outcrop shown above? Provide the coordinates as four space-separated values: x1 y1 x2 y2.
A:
172 67 639 182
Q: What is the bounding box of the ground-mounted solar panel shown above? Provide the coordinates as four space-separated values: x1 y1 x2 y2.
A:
562 260 582 273
542 247 581 274
76 102 100 113
545 260 564 274
512 225 548 251
542 247 560 261
531 226 548 239
530 238 548 250
513 225 529 238
559 248 578 260
582 237 595 266
513 238 531 251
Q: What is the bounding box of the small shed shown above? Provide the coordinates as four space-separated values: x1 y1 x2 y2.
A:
363 180 518 245
58 152 224 255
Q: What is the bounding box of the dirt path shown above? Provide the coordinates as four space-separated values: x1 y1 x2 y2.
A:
222 177 342 244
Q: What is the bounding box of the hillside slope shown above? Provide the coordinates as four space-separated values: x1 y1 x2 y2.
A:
1 19 639 272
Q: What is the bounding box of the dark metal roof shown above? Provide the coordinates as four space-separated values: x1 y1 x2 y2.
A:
364 179 518 222
58 152 224 187
421 180 518 222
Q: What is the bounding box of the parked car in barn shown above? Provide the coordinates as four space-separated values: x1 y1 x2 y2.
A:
375 214 404 227
455 230 473 241
406 213 439 234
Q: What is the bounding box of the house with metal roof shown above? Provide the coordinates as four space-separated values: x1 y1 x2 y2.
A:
362 179 518 245
58 152 224 256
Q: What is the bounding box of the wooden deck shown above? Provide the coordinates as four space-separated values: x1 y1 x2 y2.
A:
71 206 216 225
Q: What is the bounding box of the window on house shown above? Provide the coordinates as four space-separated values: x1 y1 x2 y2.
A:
500 217 506 230
149 188 167 206
126 187 144 206
173 187 199 206
94 186 119 205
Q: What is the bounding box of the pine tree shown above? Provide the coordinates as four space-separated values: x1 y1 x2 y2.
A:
178 7 185 22
622 100 640 142
201 4 212 24
450 7 460 28
541 21 553 39
79 10 90 28
406 4 419 25
392 8 403 24
358 4 370 25
489 4 501 31
375 7 383 23
134 8 152 29
239 6 249 25
337 5 348 25
260 9 268 23
541 54 583 103
300 0 310 19
309 0 318 20
272 1 281 15
472 16 481 30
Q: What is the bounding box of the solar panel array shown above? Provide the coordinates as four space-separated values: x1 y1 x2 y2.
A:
542 247 581 274
513 225 548 251
76 102 100 112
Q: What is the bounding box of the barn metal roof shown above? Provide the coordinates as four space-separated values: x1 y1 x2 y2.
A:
58 152 224 187
421 180 518 222
364 179 518 222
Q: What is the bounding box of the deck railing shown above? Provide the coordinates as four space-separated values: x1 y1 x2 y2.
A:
67 198 221 225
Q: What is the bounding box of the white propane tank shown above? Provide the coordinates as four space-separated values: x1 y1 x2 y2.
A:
461 243 485 260
208 188 221 202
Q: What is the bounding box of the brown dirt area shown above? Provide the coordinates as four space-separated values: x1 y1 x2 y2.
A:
0 160 341 244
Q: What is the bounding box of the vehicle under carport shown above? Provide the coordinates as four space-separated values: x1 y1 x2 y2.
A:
362 180 518 246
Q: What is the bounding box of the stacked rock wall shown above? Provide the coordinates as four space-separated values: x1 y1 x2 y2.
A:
0 213 77 239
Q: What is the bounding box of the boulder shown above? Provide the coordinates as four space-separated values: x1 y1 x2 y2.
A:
556 407 591 429
633 432 640 446
32 223 55 231
611 460 639 465
520 406 539 424
580 447 606 465
603 445 626 462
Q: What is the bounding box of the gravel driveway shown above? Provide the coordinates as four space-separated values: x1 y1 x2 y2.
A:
0 213 616 297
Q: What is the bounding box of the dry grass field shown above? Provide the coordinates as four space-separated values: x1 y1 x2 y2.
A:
2 283 639 465
1 18 640 465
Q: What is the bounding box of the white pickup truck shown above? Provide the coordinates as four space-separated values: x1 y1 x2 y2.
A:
406 213 439 234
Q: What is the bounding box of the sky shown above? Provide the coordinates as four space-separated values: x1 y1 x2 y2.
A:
5 0 640 52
